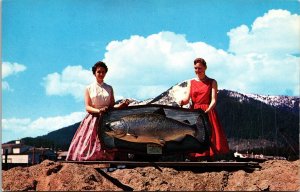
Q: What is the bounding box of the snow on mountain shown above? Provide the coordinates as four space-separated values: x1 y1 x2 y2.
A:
148 80 190 108
222 89 299 113
244 93 299 109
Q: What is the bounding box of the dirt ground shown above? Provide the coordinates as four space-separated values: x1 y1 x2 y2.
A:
2 159 299 191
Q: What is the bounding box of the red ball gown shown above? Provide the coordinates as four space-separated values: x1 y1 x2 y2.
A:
190 78 229 157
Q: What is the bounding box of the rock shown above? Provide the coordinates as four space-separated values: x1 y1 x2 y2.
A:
2 160 299 191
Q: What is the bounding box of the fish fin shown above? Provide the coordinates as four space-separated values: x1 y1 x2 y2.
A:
183 120 191 124
153 108 166 116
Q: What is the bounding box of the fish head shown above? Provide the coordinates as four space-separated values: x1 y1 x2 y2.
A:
105 119 127 138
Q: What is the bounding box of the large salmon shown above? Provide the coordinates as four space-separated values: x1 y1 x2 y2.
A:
104 110 206 146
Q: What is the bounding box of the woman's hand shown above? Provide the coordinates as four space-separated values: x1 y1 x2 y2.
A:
123 99 130 105
119 99 130 108
204 108 211 113
98 106 108 113
114 99 130 109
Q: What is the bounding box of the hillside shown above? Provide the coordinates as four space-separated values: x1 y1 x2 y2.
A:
21 122 80 151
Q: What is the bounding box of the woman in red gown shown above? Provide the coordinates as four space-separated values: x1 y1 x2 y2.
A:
180 58 229 158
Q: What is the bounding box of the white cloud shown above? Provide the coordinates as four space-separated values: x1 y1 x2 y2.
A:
2 62 27 79
227 9 300 56
2 62 27 90
2 112 86 142
41 9 300 101
43 65 94 101
102 10 299 98
28 112 85 132
103 31 198 100
2 118 31 131
104 32 195 81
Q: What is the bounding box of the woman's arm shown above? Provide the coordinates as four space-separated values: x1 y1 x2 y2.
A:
84 88 107 114
179 80 191 106
205 79 218 113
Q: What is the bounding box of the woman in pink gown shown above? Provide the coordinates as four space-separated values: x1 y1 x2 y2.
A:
66 61 129 161
180 58 229 158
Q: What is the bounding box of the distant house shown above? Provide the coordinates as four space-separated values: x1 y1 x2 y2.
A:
2 140 57 169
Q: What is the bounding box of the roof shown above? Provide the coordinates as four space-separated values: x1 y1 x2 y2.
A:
2 143 29 149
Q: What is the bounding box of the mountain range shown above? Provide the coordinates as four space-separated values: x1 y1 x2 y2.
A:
16 80 299 158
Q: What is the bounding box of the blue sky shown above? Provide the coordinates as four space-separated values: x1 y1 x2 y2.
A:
2 0 300 143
